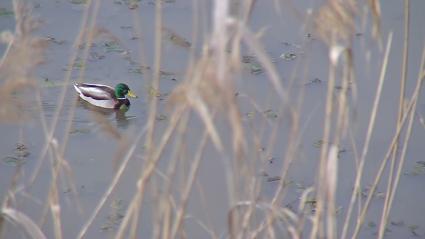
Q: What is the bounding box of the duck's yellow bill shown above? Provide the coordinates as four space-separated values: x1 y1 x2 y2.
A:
127 90 137 98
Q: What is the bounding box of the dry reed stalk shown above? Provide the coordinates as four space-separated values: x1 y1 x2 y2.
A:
195 0 311 237
156 111 196 239
1 0 398 238
231 200 301 238
325 146 339 239
169 131 209 238
249 113 300 238
0 2 65 238
132 0 268 236
59 0 102 155
246 7 318 237
183 214 218 238
1 207 47 239
314 0 357 47
125 1 164 237
76 125 147 239
376 1 410 237
236 26 294 230
155 113 190 239
0 0 46 122
18 2 100 238
29 0 92 185
46 138 64 239
32 87 84 226
339 32 392 239
194 180 219 239
309 53 334 239
169 57 239 237
49 189 62 239
114 107 183 238
310 41 350 239
377 42 425 239
350 38 425 239
368 0 382 42
309 1 373 238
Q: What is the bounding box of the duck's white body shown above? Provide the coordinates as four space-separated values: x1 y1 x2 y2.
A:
74 83 119 109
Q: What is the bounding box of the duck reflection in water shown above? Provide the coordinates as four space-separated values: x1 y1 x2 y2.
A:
77 99 135 129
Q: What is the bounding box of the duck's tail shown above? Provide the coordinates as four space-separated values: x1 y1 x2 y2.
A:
73 83 82 95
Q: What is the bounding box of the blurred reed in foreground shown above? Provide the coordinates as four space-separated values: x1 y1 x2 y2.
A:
2 0 424 239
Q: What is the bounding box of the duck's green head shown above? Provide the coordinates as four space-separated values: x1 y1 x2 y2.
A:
115 83 137 99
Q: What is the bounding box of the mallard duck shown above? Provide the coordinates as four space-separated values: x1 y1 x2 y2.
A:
74 83 137 109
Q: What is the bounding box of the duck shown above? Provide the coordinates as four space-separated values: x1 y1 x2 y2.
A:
74 83 137 109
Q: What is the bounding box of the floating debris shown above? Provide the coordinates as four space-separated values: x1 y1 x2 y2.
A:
69 128 91 134
0 8 14 16
42 78 73 88
313 139 325 148
46 36 65 45
406 161 425 175
128 64 174 76
336 206 343 214
158 92 169 101
148 86 161 97
305 198 317 213
162 27 191 49
267 176 281 182
101 199 126 231
337 148 347 159
305 78 322 86
1 156 26 167
1 143 30 167
71 59 85 69
15 143 30 158
361 187 385 199
263 109 278 119
368 221 376 228
114 0 140 9
70 0 88 4
127 2 139 9
390 220 405 227
280 52 297 61
245 111 255 119
104 41 125 53
312 78 321 83
242 55 263 75
250 62 263 74
408 224 419 237
89 51 105 61
242 55 255 63
294 182 306 191
128 67 143 74
156 114 167 121
120 26 133 30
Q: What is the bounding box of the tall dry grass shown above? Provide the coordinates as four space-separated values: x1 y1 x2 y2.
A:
1 0 424 239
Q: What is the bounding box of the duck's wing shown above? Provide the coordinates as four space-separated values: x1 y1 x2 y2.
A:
74 83 115 100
